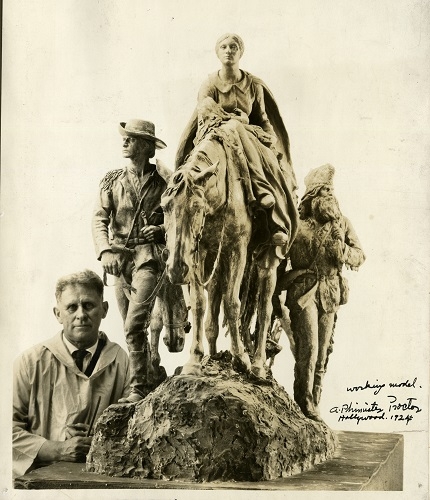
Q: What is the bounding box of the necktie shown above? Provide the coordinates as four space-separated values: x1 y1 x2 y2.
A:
72 349 89 371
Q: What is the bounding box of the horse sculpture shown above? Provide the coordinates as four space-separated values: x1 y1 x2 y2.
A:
149 280 190 380
161 130 283 378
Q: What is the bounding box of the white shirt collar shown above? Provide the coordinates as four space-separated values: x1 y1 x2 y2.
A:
62 333 99 356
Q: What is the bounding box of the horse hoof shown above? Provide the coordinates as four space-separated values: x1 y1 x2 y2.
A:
152 365 167 385
249 371 272 386
233 353 251 373
181 362 202 376
251 364 267 380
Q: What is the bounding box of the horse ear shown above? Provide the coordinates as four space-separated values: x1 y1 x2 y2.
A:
193 161 219 184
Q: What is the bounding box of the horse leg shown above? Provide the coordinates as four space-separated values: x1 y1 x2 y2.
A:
268 317 283 368
205 276 221 356
182 279 206 376
278 291 296 357
223 251 252 373
252 253 281 378
161 281 188 353
239 261 257 356
149 296 167 386
150 297 162 368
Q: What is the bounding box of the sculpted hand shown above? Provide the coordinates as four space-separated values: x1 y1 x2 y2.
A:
65 423 91 439
101 250 122 276
331 225 343 241
140 225 162 242
232 108 249 124
346 264 359 271
37 436 92 464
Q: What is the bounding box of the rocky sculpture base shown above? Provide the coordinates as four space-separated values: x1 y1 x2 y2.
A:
86 352 337 482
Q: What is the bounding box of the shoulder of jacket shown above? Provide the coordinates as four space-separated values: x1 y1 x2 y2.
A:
15 342 52 371
198 74 216 95
100 168 124 191
340 215 352 227
247 73 274 98
206 72 218 83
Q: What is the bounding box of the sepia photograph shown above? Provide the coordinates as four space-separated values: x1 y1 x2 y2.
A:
1 0 429 498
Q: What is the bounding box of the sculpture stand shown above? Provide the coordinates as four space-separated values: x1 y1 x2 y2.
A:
86 351 337 482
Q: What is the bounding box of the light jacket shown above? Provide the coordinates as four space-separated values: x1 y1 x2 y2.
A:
13 331 130 477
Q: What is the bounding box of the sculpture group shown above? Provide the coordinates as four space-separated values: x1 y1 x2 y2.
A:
162 33 364 421
13 32 365 479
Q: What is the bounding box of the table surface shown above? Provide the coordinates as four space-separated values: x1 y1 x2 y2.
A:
14 430 404 491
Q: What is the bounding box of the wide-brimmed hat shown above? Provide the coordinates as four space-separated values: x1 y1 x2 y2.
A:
119 119 167 149
301 163 335 202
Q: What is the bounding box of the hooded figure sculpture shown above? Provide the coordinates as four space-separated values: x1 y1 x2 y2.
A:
281 164 366 421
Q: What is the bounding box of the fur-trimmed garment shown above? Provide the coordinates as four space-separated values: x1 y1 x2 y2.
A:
286 216 365 313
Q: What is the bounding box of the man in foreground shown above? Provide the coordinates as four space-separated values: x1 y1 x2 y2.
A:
282 164 365 421
13 269 130 477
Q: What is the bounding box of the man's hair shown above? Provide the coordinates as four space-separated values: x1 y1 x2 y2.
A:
136 137 156 159
298 198 313 219
55 269 104 301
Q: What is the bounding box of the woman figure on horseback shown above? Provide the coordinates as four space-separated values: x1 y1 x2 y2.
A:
176 33 298 258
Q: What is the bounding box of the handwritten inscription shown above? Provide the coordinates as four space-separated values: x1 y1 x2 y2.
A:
331 377 422 426
345 377 417 396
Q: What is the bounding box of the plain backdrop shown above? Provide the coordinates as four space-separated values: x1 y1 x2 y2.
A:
1 1 429 498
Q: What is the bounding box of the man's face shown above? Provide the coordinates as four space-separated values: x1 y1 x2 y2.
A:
53 285 108 349
122 135 153 160
122 135 140 159
319 186 333 197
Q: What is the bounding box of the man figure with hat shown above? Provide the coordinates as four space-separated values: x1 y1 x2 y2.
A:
92 119 174 403
280 164 365 421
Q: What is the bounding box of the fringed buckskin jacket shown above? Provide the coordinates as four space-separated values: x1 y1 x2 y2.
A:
92 160 172 268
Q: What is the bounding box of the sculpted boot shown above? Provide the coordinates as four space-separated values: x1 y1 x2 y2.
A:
294 367 323 422
296 393 323 422
119 349 150 404
313 383 323 407
310 384 324 421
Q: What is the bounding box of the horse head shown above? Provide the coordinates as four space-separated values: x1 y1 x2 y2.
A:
159 280 191 353
161 139 223 285
162 304 191 353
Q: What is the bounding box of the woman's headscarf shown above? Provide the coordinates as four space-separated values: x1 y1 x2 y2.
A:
215 33 245 56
